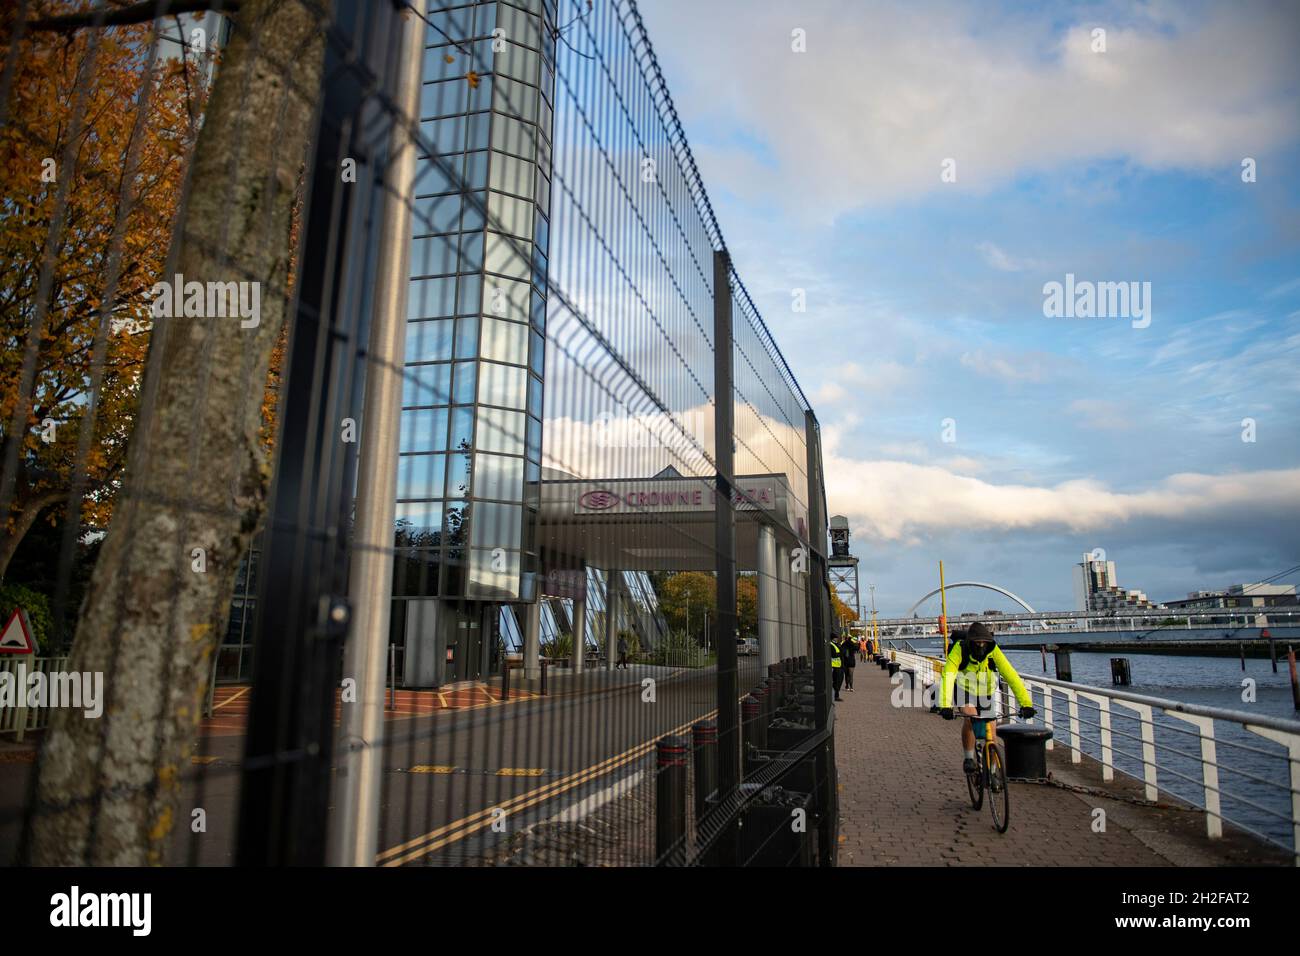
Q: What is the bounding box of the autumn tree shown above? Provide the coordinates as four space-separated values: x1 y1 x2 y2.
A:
0 8 205 581
27 0 328 865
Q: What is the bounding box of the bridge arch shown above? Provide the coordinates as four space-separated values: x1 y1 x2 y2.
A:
905 582 1036 618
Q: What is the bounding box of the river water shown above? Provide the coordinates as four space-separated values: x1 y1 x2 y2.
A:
906 638 1299 854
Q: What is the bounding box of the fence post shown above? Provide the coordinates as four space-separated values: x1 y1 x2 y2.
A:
712 250 739 865
1165 712 1222 838
1113 700 1159 801
237 0 413 867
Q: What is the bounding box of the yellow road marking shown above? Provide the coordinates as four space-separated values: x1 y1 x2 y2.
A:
409 765 456 774
212 687 249 711
190 756 219 765
496 768 546 777
378 710 714 866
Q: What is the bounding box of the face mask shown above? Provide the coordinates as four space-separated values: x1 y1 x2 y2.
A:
971 642 993 661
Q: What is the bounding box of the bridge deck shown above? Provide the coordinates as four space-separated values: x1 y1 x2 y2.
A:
835 662 1288 866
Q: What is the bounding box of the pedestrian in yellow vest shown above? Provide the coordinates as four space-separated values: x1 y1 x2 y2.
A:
829 634 845 701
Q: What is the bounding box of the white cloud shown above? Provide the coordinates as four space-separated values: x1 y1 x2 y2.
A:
976 241 1037 273
641 0 1300 218
1066 397 1134 430
825 453 1300 543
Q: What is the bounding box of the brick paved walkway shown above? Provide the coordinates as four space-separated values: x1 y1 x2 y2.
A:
835 662 1173 866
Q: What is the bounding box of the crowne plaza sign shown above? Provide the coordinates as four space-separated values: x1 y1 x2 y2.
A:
573 479 778 515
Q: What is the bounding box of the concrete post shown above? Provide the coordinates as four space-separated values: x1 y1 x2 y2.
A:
776 542 792 661
605 569 619 670
571 587 587 674
523 598 541 680
758 524 779 669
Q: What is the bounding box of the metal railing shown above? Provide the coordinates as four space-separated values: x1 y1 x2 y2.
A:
886 648 1300 865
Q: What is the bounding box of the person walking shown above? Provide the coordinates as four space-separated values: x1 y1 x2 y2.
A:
616 633 629 670
843 632 857 691
829 633 845 701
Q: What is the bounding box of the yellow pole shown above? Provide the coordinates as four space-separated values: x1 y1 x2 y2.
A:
939 559 950 656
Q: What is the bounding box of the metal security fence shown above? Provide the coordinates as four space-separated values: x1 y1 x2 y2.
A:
0 0 835 867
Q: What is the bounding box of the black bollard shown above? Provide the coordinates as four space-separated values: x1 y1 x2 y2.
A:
692 722 718 824
1110 658 1131 686
656 736 688 865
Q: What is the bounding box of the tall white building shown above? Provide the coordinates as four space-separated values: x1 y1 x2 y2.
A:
1073 551 1157 612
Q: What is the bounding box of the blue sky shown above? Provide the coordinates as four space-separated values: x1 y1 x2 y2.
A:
638 0 1300 615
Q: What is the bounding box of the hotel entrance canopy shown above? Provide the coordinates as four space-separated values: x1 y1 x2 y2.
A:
536 470 808 573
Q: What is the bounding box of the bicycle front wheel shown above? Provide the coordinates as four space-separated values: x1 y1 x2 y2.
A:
988 742 1010 833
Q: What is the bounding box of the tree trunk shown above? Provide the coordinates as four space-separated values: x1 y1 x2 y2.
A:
0 488 64 582
30 0 329 865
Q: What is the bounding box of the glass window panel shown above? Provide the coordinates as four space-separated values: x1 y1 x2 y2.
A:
493 75 538 122
491 113 537 160
470 503 521 548
474 2 498 33
489 151 534 199
467 111 491 151
478 361 527 409
532 247 546 290
498 41 538 84
423 45 470 82
481 316 528 363
403 362 452 407
452 360 477 404
420 114 468 155
413 193 463 234
457 276 481 314
468 548 520 600
530 289 545 330
527 373 543 415
449 405 475 453
497 3 541 50
473 452 524 501
477 407 525 455
408 276 457 319
459 230 484 273
405 318 454 363
461 190 487 232
484 232 530 281
482 277 530 322
413 154 463 197
537 134 550 178
529 328 545 376
410 233 458 276
395 501 444 544
534 209 549 256
454 316 479 357
468 73 493 112
525 414 541 460
420 78 467 119
534 167 550 215
446 450 473 500
539 95 552 142
464 150 489 190
397 452 447 498
488 191 533 240
400 407 450 453
426 6 473 45
525 458 540 483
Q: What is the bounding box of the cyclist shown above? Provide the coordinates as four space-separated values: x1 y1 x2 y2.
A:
938 622 1035 774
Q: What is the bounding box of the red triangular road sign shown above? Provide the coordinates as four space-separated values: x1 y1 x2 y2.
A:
0 608 35 654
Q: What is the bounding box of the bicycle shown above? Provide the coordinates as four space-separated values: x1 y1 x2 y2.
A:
964 711 1010 833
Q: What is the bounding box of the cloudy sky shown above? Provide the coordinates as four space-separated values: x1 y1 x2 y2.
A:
637 0 1300 616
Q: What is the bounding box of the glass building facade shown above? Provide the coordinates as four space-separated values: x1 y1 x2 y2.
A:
393 0 557 684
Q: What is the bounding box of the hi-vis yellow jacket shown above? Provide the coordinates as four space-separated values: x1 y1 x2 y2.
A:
939 641 1032 709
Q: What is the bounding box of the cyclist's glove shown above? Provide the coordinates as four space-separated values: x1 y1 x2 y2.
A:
939 707 955 720
1019 706 1036 719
